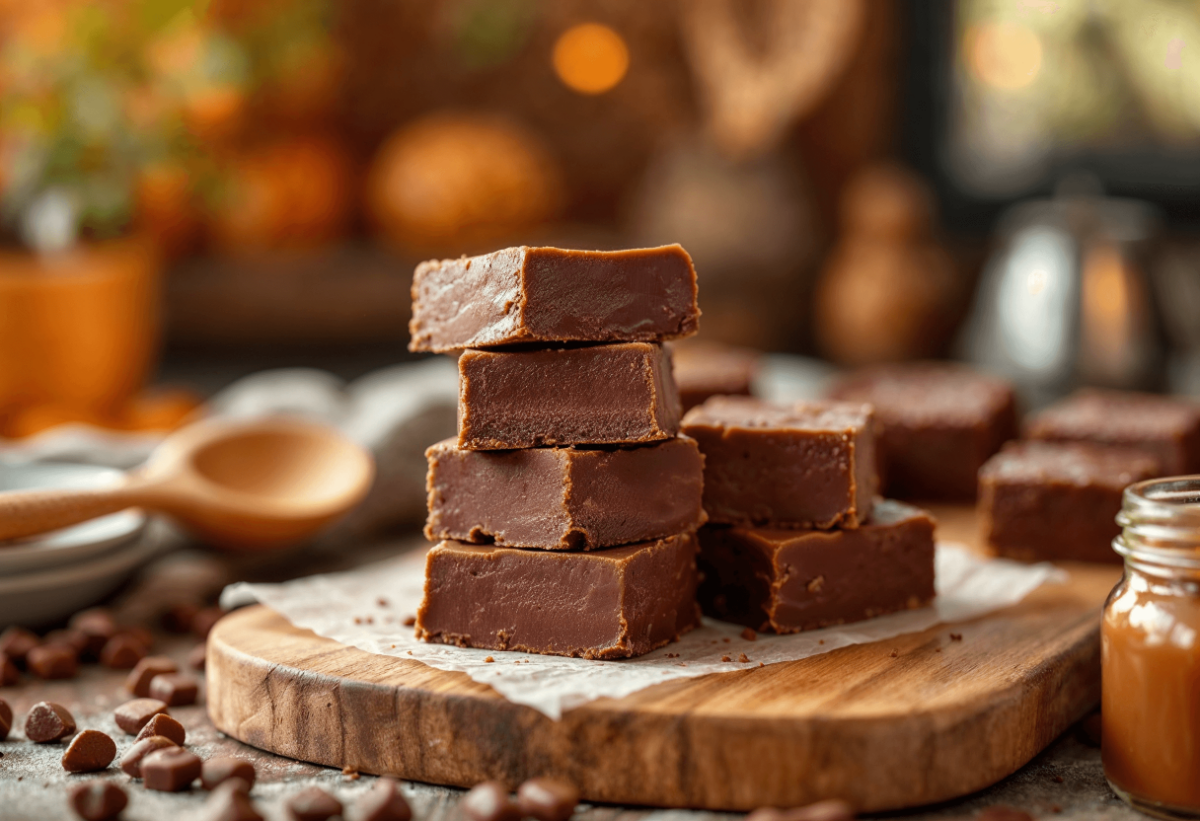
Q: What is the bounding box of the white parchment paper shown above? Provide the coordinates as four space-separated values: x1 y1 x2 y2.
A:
224 544 1064 720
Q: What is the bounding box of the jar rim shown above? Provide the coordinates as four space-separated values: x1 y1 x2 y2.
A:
1115 475 1200 570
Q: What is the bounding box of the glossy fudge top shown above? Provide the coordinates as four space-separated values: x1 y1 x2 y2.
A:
409 244 701 352
828 362 1016 427
980 441 1160 490
683 395 873 436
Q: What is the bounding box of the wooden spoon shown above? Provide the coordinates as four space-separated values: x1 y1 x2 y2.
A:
0 417 375 550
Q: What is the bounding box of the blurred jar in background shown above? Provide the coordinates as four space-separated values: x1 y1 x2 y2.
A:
0 239 161 435
814 162 960 365
365 111 564 257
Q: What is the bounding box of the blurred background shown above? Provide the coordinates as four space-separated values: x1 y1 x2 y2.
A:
3 0 1200 441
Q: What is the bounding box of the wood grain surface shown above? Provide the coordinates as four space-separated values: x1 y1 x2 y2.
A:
207 505 1122 813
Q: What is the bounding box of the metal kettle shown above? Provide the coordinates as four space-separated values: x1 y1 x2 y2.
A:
959 191 1165 409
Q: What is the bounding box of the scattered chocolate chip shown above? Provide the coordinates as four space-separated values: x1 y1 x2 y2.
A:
0 626 39 663
949 633 963 641
1077 711 1102 747
402 616 416 627
746 801 855 821
100 634 147 669
286 785 343 821
462 781 521 821
192 607 225 640
721 655 732 662
62 730 117 773
741 628 757 641
120 735 178 778
738 653 750 663
136 713 186 746
0 698 12 741
150 672 199 707
142 746 202 792
0 652 19 685
977 808 1034 821
113 698 168 735
516 778 579 821
202 778 262 821
69 609 118 658
162 603 201 634
356 778 411 821
68 781 128 821
27 644 79 680
25 701 76 743
202 756 257 791
189 643 208 671
43 629 90 656
126 656 178 696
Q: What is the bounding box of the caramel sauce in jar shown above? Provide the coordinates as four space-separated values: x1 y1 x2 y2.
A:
1102 477 1200 819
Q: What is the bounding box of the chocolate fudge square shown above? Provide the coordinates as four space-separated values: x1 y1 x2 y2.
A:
415 533 700 659
1026 388 1200 475
697 499 936 633
979 441 1160 563
457 342 681 449
409 244 700 352
682 396 877 529
670 341 760 413
425 436 705 550
827 362 1018 500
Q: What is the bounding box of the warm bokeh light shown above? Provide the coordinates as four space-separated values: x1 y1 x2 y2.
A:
966 21 1043 90
552 22 629 95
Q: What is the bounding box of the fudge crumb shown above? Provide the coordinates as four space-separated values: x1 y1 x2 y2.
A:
722 637 731 643
818 640 824 645
378 598 389 607
353 617 362 625
758 662 764 668
741 628 757 642
390 644 396 649
738 654 750 663
485 657 494 663
365 617 374 625
342 766 360 781
935 647 943 653
889 649 899 658
403 616 416 627
950 633 963 641
721 655 731 662
1052 775 1064 784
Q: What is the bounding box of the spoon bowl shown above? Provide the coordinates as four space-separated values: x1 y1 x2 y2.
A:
0 416 375 551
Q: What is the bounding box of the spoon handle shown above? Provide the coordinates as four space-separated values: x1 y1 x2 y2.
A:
0 486 141 543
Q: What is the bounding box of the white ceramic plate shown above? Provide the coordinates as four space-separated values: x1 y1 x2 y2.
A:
0 463 147 575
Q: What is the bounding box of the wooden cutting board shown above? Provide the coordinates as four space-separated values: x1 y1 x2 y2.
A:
207 505 1120 813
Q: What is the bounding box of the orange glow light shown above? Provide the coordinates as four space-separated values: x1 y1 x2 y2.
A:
552 23 629 95
966 22 1043 90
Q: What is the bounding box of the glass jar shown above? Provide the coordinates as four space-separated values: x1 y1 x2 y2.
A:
1103 476 1200 819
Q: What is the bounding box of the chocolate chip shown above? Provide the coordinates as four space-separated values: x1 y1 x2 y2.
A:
126 656 178 696
0 698 12 741
27 644 79 680
192 607 225 640
150 672 199 706
99 634 147 669
977 809 1033 821
0 625 39 663
44 628 90 656
68 781 128 821
1077 711 1102 747
0 652 19 685
142 746 202 792
516 778 579 821
188 643 207 671
69 609 118 658
162 603 201 634
286 785 343 821
113 698 168 735
62 729 117 773
355 778 412 821
136 713 186 746
120 735 178 778
202 779 262 821
202 756 257 790
462 781 521 821
25 701 76 743
745 802 855 821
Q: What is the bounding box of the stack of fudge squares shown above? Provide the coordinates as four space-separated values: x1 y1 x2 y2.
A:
681 396 937 634
408 244 707 659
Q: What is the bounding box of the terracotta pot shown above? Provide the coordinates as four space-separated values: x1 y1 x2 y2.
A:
0 238 161 421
